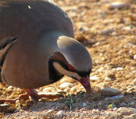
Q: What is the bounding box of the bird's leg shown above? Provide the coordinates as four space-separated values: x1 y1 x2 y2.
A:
0 89 39 104
24 89 39 101
25 89 63 101
0 89 63 104
0 99 16 104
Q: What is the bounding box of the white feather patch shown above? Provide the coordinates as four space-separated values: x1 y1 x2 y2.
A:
53 62 81 80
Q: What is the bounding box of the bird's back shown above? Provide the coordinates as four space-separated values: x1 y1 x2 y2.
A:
0 0 74 40
0 0 74 88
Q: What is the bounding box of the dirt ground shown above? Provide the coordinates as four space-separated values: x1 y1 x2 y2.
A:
0 0 136 118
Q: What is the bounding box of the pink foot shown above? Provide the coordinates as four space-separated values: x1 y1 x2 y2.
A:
25 89 63 101
0 89 63 103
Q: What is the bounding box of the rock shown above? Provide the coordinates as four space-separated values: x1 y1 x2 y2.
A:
76 22 89 32
132 79 136 85
62 6 78 13
92 109 100 114
42 109 55 118
82 102 87 107
7 86 14 89
100 28 115 35
134 54 136 60
0 104 10 112
90 76 100 81
70 87 76 92
126 86 136 93
105 72 116 81
104 77 112 81
55 110 63 119
43 87 53 92
127 114 136 119
117 107 136 115
0 83 4 89
122 26 131 31
59 82 72 89
116 67 123 70
75 34 87 44
99 87 121 96
6 88 13 93
120 102 127 106
111 94 124 100
130 14 136 21
124 115 135 119
59 104 67 110
97 67 104 72
108 2 128 9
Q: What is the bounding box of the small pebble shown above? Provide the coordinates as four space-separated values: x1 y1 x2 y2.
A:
109 2 128 9
7 86 14 89
42 109 55 118
59 82 72 89
55 110 63 119
123 26 131 31
70 87 76 92
0 104 10 112
117 107 136 115
116 67 123 70
43 87 52 92
99 87 121 96
134 54 136 60
124 115 134 119
90 76 100 81
97 67 104 72
111 94 124 100
120 102 127 106
82 102 87 107
104 77 112 81
100 28 115 35
6 88 13 93
92 109 100 114
132 79 136 85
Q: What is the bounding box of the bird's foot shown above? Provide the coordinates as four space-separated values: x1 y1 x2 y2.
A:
0 89 63 104
25 89 63 102
0 99 16 104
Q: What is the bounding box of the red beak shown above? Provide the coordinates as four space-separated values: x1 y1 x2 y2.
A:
78 76 92 92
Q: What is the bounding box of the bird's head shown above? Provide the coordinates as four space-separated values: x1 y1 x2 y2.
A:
48 36 92 92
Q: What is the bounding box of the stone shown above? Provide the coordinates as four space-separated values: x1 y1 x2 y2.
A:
100 28 115 35
117 107 136 115
116 67 123 70
109 2 128 9
124 115 134 119
99 87 121 96
70 87 76 92
123 26 131 31
132 79 136 85
90 76 100 81
82 102 87 107
42 109 55 118
43 87 53 92
59 82 72 89
134 54 136 60
104 77 112 81
7 86 14 89
55 110 63 119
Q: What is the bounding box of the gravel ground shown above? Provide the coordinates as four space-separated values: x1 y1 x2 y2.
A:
0 0 136 118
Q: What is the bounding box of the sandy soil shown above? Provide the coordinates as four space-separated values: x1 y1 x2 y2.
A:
0 0 136 118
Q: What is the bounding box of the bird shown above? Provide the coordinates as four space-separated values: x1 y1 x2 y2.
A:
0 0 92 103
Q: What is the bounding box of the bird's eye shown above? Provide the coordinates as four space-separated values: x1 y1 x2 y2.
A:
68 64 76 72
